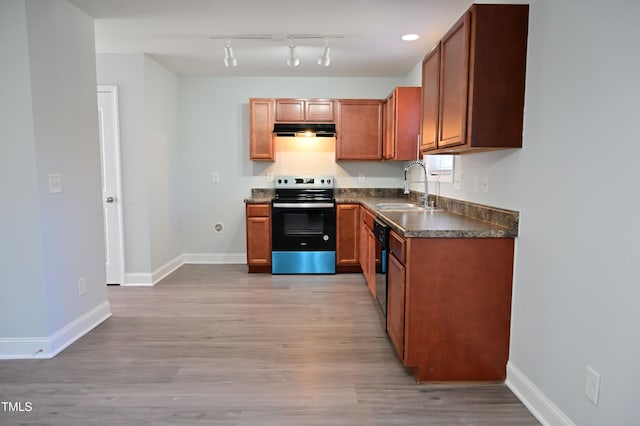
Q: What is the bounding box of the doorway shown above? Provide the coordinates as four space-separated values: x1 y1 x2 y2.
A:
97 85 125 285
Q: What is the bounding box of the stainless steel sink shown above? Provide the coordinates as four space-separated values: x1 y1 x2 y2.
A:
375 202 428 211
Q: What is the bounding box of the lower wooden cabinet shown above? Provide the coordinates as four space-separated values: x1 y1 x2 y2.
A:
387 230 515 382
245 203 271 273
336 204 361 272
387 252 406 360
359 206 377 298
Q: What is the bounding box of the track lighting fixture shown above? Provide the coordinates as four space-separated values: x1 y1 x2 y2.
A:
223 38 237 67
317 38 331 66
210 34 343 68
286 38 300 67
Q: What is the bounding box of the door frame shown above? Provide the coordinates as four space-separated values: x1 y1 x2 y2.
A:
98 85 125 285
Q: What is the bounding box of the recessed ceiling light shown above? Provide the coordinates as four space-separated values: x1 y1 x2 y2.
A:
401 34 420 41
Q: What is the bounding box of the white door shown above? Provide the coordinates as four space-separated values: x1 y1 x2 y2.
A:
97 85 125 285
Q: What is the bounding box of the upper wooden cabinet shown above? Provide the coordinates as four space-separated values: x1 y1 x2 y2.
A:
336 99 384 160
384 87 421 161
420 45 440 152
249 98 275 161
275 99 334 122
421 4 529 154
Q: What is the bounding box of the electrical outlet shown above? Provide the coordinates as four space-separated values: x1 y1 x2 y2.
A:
266 173 274 183
585 365 601 405
211 172 220 183
358 173 365 183
78 277 87 296
453 172 463 190
482 176 489 193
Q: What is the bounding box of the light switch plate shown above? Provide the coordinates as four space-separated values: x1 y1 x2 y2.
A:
48 173 62 193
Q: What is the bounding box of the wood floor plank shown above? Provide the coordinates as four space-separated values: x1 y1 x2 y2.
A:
0 265 539 425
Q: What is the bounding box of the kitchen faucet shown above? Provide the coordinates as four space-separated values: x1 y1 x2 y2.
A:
403 161 431 208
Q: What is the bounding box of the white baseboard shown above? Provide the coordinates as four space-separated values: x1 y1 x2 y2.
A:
506 361 575 426
151 254 184 283
123 272 154 286
0 301 111 360
123 254 185 286
122 253 246 286
183 252 246 264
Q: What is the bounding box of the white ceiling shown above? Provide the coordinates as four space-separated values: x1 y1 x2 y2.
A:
69 0 473 77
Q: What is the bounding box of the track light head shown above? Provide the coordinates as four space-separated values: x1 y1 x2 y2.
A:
317 39 331 66
286 39 299 67
223 38 237 67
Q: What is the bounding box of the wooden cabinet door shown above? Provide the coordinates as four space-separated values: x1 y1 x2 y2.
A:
387 253 406 361
358 208 375 297
336 100 383 160
275 99 334 122
275 99 305 121
438 11 471 149
420 46 440 152
386 87 421 160
383 91 396 160
249 99 275 160
246 204 271 272
336 204 359 268
305 100 334 121
365 228 376 298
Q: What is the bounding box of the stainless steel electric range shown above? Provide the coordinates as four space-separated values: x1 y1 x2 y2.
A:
271 176 336 274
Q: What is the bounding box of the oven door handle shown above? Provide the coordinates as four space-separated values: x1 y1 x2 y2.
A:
272 202 335 208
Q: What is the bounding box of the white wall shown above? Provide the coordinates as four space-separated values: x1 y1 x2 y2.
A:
0 0 49 340
1 0 110 357
177 77 406 256
144 56 182 270
408 0 640 424
96 53 181 280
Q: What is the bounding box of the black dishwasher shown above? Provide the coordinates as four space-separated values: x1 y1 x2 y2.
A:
373 219 390 318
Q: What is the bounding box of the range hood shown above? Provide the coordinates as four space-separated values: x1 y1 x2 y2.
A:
273 123 336 138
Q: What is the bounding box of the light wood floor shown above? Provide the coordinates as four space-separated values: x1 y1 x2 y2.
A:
0 265 539 425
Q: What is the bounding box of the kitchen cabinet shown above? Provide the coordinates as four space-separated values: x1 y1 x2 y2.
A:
336 99 384 160
387 250 406 360
359 206 377 298
249 98 275 161
384 87 421 160
245 203 271 273
336 204 361 272
387 229 515 382
420 45 440 152
275 99 334 122
421 4 529 154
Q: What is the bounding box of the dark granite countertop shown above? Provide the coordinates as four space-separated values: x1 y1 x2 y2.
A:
245 188 518 239
354 197 517 238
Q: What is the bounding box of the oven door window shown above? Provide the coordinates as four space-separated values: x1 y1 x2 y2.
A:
283 212 324 236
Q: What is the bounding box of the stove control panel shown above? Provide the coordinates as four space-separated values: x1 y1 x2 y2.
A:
274 175 334 189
